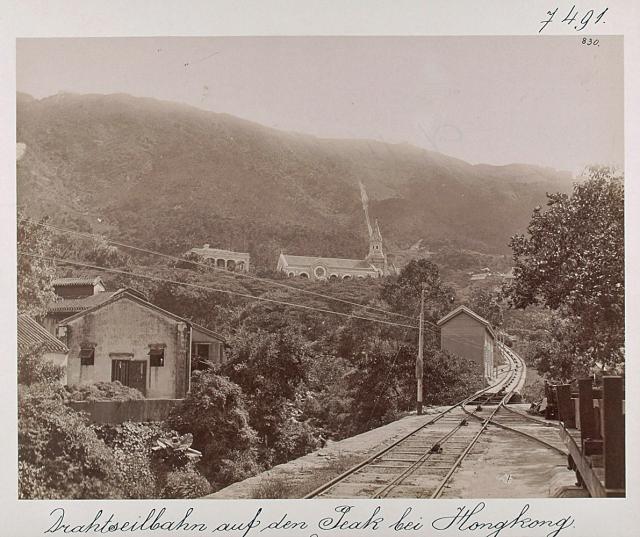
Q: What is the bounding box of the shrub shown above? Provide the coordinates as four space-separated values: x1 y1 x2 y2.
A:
168 371 258 486
271 418 321 464
222 328 307 448
301 354 354 439
161 466 212 499
18 383 122 499
251 476 292 499
65 381 144 402
94 421 166 499
18 344 65 386
215 449 264 488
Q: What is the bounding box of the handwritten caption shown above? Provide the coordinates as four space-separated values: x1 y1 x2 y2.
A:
539 5 608 33
43 503 575 537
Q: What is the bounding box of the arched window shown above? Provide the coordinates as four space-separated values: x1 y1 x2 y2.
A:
288 272 295 278
342 274 352 280
329 274 338 281
314 266 326 279
299 272 309 279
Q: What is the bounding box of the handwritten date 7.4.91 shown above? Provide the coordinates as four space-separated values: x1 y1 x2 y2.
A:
539 6 608 33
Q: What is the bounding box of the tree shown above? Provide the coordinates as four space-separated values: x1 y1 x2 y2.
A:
380 259 455 322
467 288 504 327
507 166 624 378
222 328 312 461
168 371 258 487
52 232 131 268
18 382 123 499
18 344 65 386
17 209 56 317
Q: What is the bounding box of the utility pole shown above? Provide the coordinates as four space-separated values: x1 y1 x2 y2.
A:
416 287 425 415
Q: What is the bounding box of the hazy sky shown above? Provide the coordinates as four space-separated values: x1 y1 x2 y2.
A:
17 36 623 173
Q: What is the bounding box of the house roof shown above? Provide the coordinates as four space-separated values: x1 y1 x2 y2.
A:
279 253 375 271
52 276 104 287
58 290 190 326
437 305 496 339
191 322 226 344
56 291 227 345
47 291 120 314
18 314 68 353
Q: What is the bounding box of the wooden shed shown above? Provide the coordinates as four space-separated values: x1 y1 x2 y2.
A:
437 305 496 384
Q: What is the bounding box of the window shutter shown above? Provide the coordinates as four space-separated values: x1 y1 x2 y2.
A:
149 348 165 367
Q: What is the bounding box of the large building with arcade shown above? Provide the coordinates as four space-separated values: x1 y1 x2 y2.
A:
276 182 397 280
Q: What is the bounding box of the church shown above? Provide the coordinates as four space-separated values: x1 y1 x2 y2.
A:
276 182 397 280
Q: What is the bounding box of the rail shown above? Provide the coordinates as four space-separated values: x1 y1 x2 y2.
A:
430 352 525 498
305 347 526 499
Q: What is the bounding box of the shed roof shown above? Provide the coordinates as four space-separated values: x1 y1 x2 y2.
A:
437 305 496 339
52 276 104 287
18 314 68 353
192 322 226 344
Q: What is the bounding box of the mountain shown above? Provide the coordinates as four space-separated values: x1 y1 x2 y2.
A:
16 92 573 268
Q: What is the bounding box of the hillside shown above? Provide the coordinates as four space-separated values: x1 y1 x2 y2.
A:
16 92 573 268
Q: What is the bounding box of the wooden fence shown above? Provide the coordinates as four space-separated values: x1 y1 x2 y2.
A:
555 376 625 497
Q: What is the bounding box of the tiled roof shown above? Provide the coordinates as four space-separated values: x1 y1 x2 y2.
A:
58 290 190 326
47 291 119 313
52 276 103 287
18 314 68 353
190 246 250 259
280 254 374 271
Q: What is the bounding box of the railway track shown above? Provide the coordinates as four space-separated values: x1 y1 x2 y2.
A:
305 346 565 499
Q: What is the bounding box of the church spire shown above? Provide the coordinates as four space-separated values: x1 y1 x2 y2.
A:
367 218 386 270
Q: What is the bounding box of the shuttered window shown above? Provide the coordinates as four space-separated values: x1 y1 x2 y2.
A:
149 348 165 367
80 347 95 366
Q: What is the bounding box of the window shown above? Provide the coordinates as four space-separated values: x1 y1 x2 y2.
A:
149 348 165 367
80 347 95 366
192 343 212 370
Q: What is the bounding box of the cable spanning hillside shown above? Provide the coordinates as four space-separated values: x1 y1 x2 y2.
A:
16 91 572 269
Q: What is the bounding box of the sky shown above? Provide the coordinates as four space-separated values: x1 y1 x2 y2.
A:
16 36 624 174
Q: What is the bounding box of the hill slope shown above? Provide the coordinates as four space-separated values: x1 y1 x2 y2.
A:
16 92 572 268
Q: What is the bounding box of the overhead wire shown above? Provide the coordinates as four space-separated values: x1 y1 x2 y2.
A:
19 220 489 346
18 251 425 331
364 303 425 428
20 217 429 324
20 249 490 357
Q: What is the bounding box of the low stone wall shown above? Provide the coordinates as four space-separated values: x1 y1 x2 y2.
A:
67 398 183 423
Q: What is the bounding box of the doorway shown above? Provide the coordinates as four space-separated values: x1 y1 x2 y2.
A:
111 359 147 396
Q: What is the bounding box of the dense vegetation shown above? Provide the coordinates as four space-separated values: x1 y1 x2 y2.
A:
16 94 621 496
18 213 483 497
17 91 572 267
506 166 624 380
